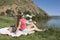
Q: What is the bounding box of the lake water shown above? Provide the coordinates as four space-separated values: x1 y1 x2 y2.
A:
39 17 60 28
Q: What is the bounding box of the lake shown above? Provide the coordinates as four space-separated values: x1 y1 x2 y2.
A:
39 17 60 28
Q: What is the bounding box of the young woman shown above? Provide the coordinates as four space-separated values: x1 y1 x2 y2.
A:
26 21 45 32
16 12 27 32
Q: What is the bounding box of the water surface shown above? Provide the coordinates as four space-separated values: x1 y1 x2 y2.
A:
39 17 60 28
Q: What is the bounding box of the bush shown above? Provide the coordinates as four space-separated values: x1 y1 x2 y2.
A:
6 9 14 17
0 12 5 16
32 14 50 21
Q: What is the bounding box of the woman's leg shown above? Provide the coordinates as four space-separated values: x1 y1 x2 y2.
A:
27 22 44 32
8 26 12 32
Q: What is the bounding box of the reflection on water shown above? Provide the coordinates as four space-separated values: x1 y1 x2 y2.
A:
47 18 60 27
38 17 60 27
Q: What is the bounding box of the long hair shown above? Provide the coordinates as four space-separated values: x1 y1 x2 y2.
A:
16 11 23 27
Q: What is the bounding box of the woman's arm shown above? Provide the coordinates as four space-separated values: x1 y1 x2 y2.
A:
16 22 21 32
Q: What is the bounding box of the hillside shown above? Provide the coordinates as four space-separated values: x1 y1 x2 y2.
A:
0 0 48 16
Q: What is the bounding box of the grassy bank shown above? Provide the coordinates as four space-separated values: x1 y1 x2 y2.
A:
0 16 16 28
0 16 60 40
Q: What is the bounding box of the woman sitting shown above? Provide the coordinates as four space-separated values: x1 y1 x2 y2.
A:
16 12 27 32
26 21 45 32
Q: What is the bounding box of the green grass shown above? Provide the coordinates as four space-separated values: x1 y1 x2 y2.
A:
0 16 16 27
0 16 60 40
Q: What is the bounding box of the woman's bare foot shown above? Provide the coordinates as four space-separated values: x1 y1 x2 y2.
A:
35 28 47 32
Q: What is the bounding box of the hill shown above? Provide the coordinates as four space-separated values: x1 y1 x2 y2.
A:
0 0 48 16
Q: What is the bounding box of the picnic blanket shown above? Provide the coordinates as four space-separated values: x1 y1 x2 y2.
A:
0 27 35 37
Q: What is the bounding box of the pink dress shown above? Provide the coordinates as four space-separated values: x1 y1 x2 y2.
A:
19 18 26 30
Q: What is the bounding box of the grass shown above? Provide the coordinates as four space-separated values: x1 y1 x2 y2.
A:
0 16 16 27
0 16 60 40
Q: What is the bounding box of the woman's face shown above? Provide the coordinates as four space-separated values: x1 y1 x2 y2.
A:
21 13 23 15
21 13 25 18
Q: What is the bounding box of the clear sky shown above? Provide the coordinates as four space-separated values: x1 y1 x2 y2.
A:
33 0 60 16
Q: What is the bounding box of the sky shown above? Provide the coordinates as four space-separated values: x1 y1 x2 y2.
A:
33 0 60 16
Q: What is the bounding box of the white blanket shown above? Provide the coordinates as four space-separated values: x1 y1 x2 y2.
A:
0 27 35 37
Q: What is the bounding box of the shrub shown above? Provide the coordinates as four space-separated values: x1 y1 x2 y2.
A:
0 12 5 16
32 14 50 21
6 9 14 17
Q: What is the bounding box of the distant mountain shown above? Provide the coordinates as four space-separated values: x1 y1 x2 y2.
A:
0 0 48 16
51 16 60 19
